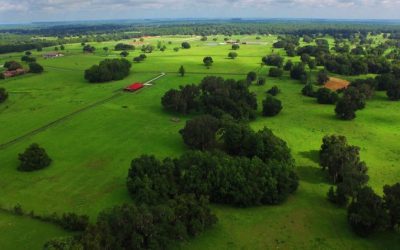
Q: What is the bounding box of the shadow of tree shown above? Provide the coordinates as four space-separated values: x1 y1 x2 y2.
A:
299 150 320 164
297 165 327 185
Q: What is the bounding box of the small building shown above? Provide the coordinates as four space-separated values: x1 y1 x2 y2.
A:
43 52 64 59
124 83 144 92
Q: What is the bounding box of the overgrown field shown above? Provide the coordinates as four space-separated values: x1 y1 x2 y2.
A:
0 35 399 249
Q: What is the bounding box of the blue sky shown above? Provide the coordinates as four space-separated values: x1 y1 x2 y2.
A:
0 0 400 23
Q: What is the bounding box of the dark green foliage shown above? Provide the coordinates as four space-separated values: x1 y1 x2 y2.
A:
302 84 315 97
317 70 329 85
18 143 52 172
232 44 240 50
350 79 376 99
262 54 284 68
161 84 200 114
383 183 400 229
257 78 266 86
300 53 311 63
180 115 220 150
267 85 280 96
84 58 131 83
290 63 307 80
343 87 367 110
246 71 257 82
179 65 185 76
203 56 213 67
262 95 282 117
0 73 4 79
114 43 135 51
348 187 389 237
141 44 154 53
335 96 357 120
59 213 89 231
119 51 129 57
78 195 216 249
4 61 22 70
269 67 283 77
21 55 36 62
28 62 44 73
43 237 82 250
182 42 191 49
0 88 8 103
387 82 400 101
284 60 293 71
316 88 339 104
375 73 396 91
83 44 95 53
228 51 238 59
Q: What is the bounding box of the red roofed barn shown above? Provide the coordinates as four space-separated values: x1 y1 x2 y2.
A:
124 83 144 92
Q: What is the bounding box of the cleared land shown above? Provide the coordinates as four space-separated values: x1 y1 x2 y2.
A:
0 35 399 249
325 77 350 91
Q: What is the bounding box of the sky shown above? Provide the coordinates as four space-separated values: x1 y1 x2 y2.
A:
0 0 400 23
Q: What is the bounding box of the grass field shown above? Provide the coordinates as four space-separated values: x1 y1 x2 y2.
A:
0 35 399 249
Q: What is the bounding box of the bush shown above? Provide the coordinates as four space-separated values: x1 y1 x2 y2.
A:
0 88 8 103
387 83 400 101
316 88 339 104
267 86 280 96
228 52 238 59
262 95 282 117
182 42 191 49
268 67 283 77
18 143 52 171
29 62 44 73
84 59 131 83
302 84 315 97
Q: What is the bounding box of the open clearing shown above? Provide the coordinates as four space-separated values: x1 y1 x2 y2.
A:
325 77 350 91
0 35 399 249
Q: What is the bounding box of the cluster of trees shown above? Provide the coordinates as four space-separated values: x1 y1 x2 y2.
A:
262 54 284 68
320 135 400 237
133 53 147 63
114 43 135 51
45 195 216 249
82 44 95 53
141 44 155 53
0 88 8 103
84 59 131 83
0 40 57 54
162 76 257 120
18 143 52 172
4 61 23 71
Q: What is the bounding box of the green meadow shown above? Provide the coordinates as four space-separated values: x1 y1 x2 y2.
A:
0 35 399 249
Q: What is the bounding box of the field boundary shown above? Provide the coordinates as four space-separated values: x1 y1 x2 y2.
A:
0 73 165 150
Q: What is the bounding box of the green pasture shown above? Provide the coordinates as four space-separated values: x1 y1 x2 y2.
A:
0 35 399 249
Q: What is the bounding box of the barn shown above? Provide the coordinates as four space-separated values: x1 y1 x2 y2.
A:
124 83 144 92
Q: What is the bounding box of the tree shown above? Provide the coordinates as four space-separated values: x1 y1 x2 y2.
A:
29 62 44 73
335 96 357 120
268 67 283 77
21 55 36 63
347 187 389 237
317 70 329 85
83 44 95 53
4 61 22 71
182 42 191 49
290 63 307 80
267 86 280 96
18 143 52 172
257 78 266 86
119 51 129 57
284 60 293 71
0 88 8 103
302 84 315 97
316 88 339 104
246 71 257 83
232 44 240 50
179 65 185 77
387 83 400 101
383 183 400 229
262 54 284 68
180 115 220 150
228 52 238 59
203 57 213 67
60 45 65 50
262 95 282 117
25 51 32 56
161 84 200 114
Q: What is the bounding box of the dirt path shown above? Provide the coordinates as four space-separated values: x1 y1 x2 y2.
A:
0 73 166 150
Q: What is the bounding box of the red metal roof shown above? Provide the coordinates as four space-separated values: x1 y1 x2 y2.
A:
125 83 144 91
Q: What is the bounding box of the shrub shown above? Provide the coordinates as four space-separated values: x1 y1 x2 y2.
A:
182 42 191 49
269 67 283 77
267 85 280 96
316 88 339 104
302 84 315 97
0 88 8 103
262 95 282 117
29 62 44 73
18 143 52 171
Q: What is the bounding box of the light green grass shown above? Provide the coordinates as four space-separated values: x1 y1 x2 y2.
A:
0 35 399 249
